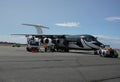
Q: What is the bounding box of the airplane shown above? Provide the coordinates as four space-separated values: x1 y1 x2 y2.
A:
12 23 104 54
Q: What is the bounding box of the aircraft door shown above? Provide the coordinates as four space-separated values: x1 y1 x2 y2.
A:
76 39 83 48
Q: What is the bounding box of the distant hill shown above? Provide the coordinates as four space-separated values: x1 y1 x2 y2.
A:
0 42 26 46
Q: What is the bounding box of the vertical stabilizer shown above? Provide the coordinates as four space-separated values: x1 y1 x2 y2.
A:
22 23 49 34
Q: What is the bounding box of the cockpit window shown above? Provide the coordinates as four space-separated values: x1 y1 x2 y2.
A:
30 42 39 46
84 36 96 42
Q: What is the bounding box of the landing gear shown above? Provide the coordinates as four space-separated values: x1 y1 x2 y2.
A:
64 48 69 52
94 50 99 55
26 47 31 52
26 47 39 52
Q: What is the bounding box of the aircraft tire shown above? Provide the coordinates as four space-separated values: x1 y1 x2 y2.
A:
103 52 106 57
64 48 69 52
113 55 118 58
94 51 98 55
26 47 31 52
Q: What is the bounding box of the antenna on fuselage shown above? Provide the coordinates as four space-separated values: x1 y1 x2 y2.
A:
22 23 49 34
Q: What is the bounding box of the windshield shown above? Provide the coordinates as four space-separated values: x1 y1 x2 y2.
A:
29 42 39 46
84 36 97 42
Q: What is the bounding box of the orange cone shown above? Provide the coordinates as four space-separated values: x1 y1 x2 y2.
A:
32 50 35 53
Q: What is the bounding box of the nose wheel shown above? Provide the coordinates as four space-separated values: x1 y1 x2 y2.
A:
94 50 99 55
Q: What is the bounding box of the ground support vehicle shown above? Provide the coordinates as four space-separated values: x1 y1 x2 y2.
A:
26 37 40 52
99 45 118 58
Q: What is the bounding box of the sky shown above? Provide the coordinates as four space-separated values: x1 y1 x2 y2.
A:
0 0 120 48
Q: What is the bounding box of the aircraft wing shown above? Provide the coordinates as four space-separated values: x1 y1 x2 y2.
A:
11 34 66 38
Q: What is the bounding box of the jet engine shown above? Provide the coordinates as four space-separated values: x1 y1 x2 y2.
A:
41 38 52 44
53 39 60 44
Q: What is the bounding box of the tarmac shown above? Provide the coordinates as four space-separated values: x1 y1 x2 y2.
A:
0 46 120 82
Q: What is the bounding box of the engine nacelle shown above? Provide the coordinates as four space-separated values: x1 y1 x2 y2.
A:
53 39 68 46
41 38 52 44
53 39 60 44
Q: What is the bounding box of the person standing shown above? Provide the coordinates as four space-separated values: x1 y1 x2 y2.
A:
50 43 55 52
44 43 48 52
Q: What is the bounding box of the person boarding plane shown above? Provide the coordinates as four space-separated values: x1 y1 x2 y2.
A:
12 23 104 54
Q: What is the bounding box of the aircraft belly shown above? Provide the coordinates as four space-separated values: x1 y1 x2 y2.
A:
86 42 99 49
68 43 82 49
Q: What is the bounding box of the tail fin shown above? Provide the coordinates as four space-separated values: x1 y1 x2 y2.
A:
22 23 49 34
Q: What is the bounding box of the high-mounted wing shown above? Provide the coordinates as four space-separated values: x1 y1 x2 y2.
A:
11 34 66 39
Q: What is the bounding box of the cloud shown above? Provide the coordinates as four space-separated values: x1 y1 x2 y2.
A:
95 35 120 43
0 35 26 44
95 35 120 48
105 17 120 22
55 22 80 27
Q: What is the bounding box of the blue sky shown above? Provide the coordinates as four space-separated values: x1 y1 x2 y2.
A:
0 0 120 48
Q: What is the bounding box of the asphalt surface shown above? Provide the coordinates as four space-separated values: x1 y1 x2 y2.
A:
0 46 120 82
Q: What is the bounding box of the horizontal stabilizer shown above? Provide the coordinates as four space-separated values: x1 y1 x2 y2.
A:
22 23 49 34
22 23 49 29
